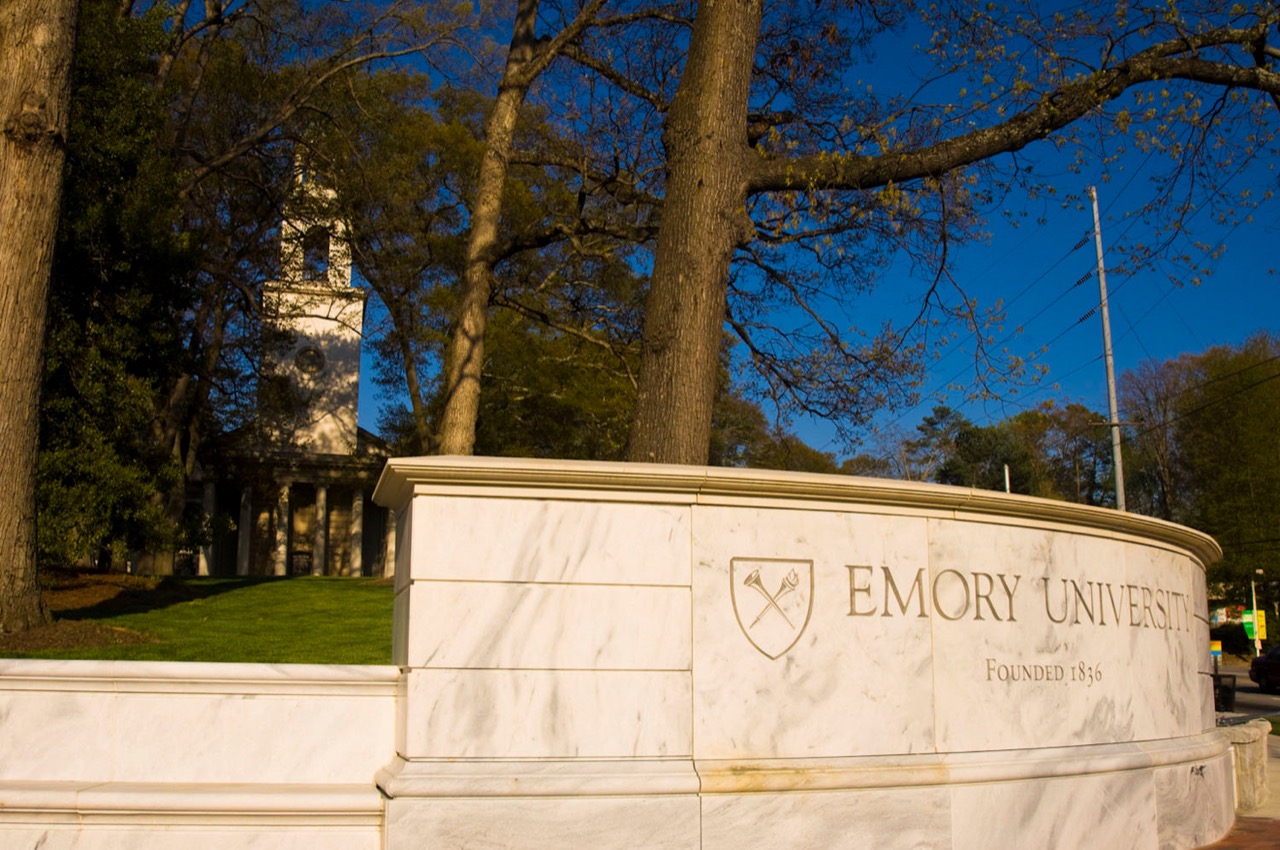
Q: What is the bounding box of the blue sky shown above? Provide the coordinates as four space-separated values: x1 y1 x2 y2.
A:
355 8 1279 460
792 154 1279 460
787 8 1280 459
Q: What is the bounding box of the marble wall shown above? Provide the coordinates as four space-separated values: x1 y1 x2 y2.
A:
0 659 398 848
0 458 1233 849
374 457 1232 850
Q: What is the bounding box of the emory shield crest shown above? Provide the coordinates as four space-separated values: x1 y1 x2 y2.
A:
730 558 814 659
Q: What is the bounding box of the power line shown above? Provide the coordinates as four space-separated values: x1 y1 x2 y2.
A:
856 145 1267 447
907 236 1093 385
930 347 1280 449
928 192 1262 430
1222 537 1280 548
1114 302 1156 363
1125 366 1280 442
893 199 1157 428
879 259 1097 431
1140 350 1280 412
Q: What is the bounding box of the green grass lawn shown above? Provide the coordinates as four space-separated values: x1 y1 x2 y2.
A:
6 576 394 665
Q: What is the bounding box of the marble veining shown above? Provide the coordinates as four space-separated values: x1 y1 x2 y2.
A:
0 827 383 850
951 771 1158 850
0 662 396 784
691 506 936 760
407 495 691 585
399 668 692 759
402 580 690 670
1154 754 1235 849
702 786 950 850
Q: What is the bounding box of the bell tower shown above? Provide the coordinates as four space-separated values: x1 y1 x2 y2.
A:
261 170 367 455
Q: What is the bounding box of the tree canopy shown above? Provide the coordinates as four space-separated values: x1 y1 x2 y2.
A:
29 0 469 575
863 334 1280 610
4 0 1280 629
1120 333 1280 606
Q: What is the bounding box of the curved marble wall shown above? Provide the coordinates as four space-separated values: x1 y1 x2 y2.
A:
374 457 1231 850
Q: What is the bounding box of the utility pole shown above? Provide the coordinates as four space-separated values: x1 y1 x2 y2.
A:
1088 186 1126 512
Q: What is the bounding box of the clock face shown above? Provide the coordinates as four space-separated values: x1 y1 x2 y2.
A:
294 345 326 375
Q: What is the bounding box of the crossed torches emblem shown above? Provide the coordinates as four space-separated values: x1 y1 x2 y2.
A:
743 568 800 628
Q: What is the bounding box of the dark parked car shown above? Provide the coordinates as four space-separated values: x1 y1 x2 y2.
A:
1250 645 1280 692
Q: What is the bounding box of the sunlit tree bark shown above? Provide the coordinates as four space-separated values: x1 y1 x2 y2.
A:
438 0 609 454
0 0 78 630
628 0 762 463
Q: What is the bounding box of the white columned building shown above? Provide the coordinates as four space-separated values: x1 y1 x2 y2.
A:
195 168 391 578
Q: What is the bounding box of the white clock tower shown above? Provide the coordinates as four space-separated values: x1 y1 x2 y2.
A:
199 169 391 581
261 173 367 455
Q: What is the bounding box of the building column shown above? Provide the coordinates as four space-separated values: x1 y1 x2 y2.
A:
313 484 328 576
349 489 364 577
237 486 252 577
273 484 291 577
383 509 396 579
197 479 216 576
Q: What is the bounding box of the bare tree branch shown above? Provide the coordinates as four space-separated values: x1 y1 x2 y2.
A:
560 43 669 111
751 22 1280 194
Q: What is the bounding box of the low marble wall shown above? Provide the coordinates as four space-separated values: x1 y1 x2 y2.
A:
0 659 398 849
373 457 1233 850
0 458 1234 849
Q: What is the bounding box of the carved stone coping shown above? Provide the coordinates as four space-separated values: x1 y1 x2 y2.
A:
0 659 400 696
373 456 1222 566
0 781 384 825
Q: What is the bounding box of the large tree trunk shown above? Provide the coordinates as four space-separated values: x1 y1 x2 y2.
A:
437 0 541 455
627 0 762 465
436 0 607 455
0 0 78 631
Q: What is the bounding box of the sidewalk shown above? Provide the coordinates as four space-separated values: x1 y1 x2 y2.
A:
1202 734 1280 849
